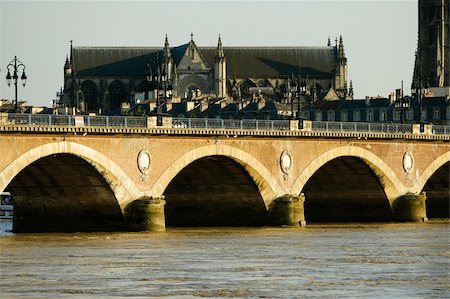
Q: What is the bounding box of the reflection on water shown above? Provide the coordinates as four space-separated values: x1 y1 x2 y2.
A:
1 221 449 298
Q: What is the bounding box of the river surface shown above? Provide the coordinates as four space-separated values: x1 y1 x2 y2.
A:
0 221 449 298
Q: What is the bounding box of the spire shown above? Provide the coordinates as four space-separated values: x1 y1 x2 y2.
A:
349 80 354 99
338 35 346 59
69 40 73 64
164 34 171 60
189 32 195 59
216 34 224 59
327 37 331 47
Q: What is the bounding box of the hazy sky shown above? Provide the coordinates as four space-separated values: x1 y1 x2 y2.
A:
1 0 417 107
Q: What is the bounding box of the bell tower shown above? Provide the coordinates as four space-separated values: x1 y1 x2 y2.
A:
414 0 448 87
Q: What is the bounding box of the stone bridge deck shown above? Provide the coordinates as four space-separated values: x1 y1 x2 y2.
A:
0 115 448 232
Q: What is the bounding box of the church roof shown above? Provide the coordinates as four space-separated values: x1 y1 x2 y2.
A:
200 46 336 78
72 47 162 76
71 44 337 78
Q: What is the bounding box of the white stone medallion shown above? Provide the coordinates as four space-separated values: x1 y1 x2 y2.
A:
137 149 151 177
402 152 414 174
280 151 292 174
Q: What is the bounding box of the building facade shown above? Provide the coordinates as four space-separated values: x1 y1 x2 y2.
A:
62 35 351 114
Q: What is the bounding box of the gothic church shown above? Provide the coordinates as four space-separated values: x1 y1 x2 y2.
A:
62 34 350 113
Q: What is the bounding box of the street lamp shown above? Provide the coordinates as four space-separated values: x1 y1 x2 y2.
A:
394 83 410 124
5 56 27 111
289 75 307 121
146 59 172 125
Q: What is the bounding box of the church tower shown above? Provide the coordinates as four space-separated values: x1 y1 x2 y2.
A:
214 35 227 98
414 0 449 87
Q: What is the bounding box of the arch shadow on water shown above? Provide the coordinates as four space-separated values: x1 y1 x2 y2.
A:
163 155 270 227
6 154 126 232
302 156 393 223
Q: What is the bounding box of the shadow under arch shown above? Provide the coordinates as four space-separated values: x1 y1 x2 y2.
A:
0 141 140 211
163 155 270 227
417 152 450 218
151 144 282 208
291 145 403 204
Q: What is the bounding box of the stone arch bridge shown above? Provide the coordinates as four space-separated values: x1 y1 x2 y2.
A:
0 118 448 232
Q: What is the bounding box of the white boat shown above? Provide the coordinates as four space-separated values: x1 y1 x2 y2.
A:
0 192 14 220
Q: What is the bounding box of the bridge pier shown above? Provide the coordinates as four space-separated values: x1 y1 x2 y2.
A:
124 196 166 232
268 194 306 227
392 192 428 222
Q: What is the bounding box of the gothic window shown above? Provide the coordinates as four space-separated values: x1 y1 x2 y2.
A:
108 80 128 111
80 80 99 112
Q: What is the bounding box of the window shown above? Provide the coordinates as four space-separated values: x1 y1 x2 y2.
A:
421 109 427 121
353 110 361 122
380 109 387 122
304 111 310 120
367 109 374 121
327 110 335 121
340 110 348 122
393 110 401 121
406 109 414 121
316 110 322 121
433 108 441 120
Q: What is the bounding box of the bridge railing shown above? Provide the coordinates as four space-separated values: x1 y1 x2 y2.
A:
171 118 291 131
1 113 449 136
2 113 147 128
311 121 413 133
432 125 450 135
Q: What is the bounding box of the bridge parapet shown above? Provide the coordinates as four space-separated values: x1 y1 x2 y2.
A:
0 113 449 140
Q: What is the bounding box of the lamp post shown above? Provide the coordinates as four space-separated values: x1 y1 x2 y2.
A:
297 77 307 121
147 60 172 125
394 82 410 124
5 56 27 111
290 75 307 121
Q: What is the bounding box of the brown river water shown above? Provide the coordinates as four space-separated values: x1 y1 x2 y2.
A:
0 221 449 298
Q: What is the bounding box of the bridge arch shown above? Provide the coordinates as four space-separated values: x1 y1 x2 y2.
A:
291 145 403 204
152 144 282 208
0 141 140 210
417 151 450 193
417 152 450 218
